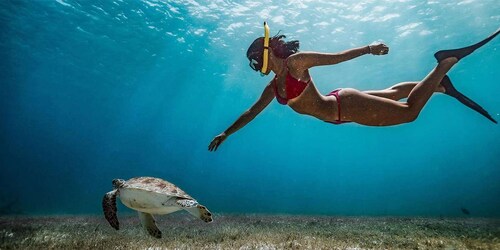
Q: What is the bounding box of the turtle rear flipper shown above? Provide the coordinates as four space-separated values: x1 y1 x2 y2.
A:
177 199 213 223
138 212 162 238
102 190 119 230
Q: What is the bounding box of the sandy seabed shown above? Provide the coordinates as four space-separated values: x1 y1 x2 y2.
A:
0 214 499 249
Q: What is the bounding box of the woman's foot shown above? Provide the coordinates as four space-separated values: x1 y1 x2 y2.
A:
436 57 458 72
440 75 457 96
440 75 497 124
434 28 500 63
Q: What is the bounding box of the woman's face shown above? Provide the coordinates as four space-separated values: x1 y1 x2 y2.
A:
247 47 274 75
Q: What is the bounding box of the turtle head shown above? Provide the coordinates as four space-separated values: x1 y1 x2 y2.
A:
112 179 126 189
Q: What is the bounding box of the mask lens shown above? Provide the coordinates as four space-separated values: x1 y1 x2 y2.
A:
249 58 259 71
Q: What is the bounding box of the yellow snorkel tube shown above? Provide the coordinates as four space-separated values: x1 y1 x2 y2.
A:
261 22 270 75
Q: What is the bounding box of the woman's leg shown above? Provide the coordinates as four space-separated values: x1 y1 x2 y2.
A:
363 82 445 101
364 77 497 123
406 57 457 112
344 29 499 125
341 57 458 126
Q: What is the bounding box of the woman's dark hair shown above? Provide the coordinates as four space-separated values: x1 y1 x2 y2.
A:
246 34 300 71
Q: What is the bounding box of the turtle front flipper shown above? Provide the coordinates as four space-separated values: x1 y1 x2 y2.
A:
194 205 213 223
177 198 213 223
102 190 119 230
138 212 162 238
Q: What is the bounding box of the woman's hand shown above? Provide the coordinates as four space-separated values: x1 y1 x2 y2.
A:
208 132 227 152
369 43 389 55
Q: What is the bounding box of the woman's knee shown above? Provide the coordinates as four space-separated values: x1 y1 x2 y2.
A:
404 106 421 123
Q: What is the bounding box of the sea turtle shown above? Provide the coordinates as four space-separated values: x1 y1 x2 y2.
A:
102 177 213 238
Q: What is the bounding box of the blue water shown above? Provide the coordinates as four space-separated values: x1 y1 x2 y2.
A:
1 0 499 217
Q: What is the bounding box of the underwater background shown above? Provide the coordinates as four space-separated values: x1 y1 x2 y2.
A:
1 0 499 217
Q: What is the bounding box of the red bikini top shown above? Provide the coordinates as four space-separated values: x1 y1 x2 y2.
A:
273 59 310 105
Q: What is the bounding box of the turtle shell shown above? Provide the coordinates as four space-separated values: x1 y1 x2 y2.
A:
124 177 192 199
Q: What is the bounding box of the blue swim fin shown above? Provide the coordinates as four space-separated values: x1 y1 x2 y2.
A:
434 28 500 62
441 75 497 124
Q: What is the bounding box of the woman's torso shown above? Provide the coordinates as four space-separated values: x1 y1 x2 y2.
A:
274 55 338 122
274 57 340 122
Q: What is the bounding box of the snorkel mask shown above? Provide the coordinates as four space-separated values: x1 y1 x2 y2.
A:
248 22 270 76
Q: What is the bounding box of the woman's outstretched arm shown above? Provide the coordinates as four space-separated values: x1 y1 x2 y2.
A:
208 81 275 152
290 43 389 70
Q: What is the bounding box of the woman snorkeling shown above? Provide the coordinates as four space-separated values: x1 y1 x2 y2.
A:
209 22 498 151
